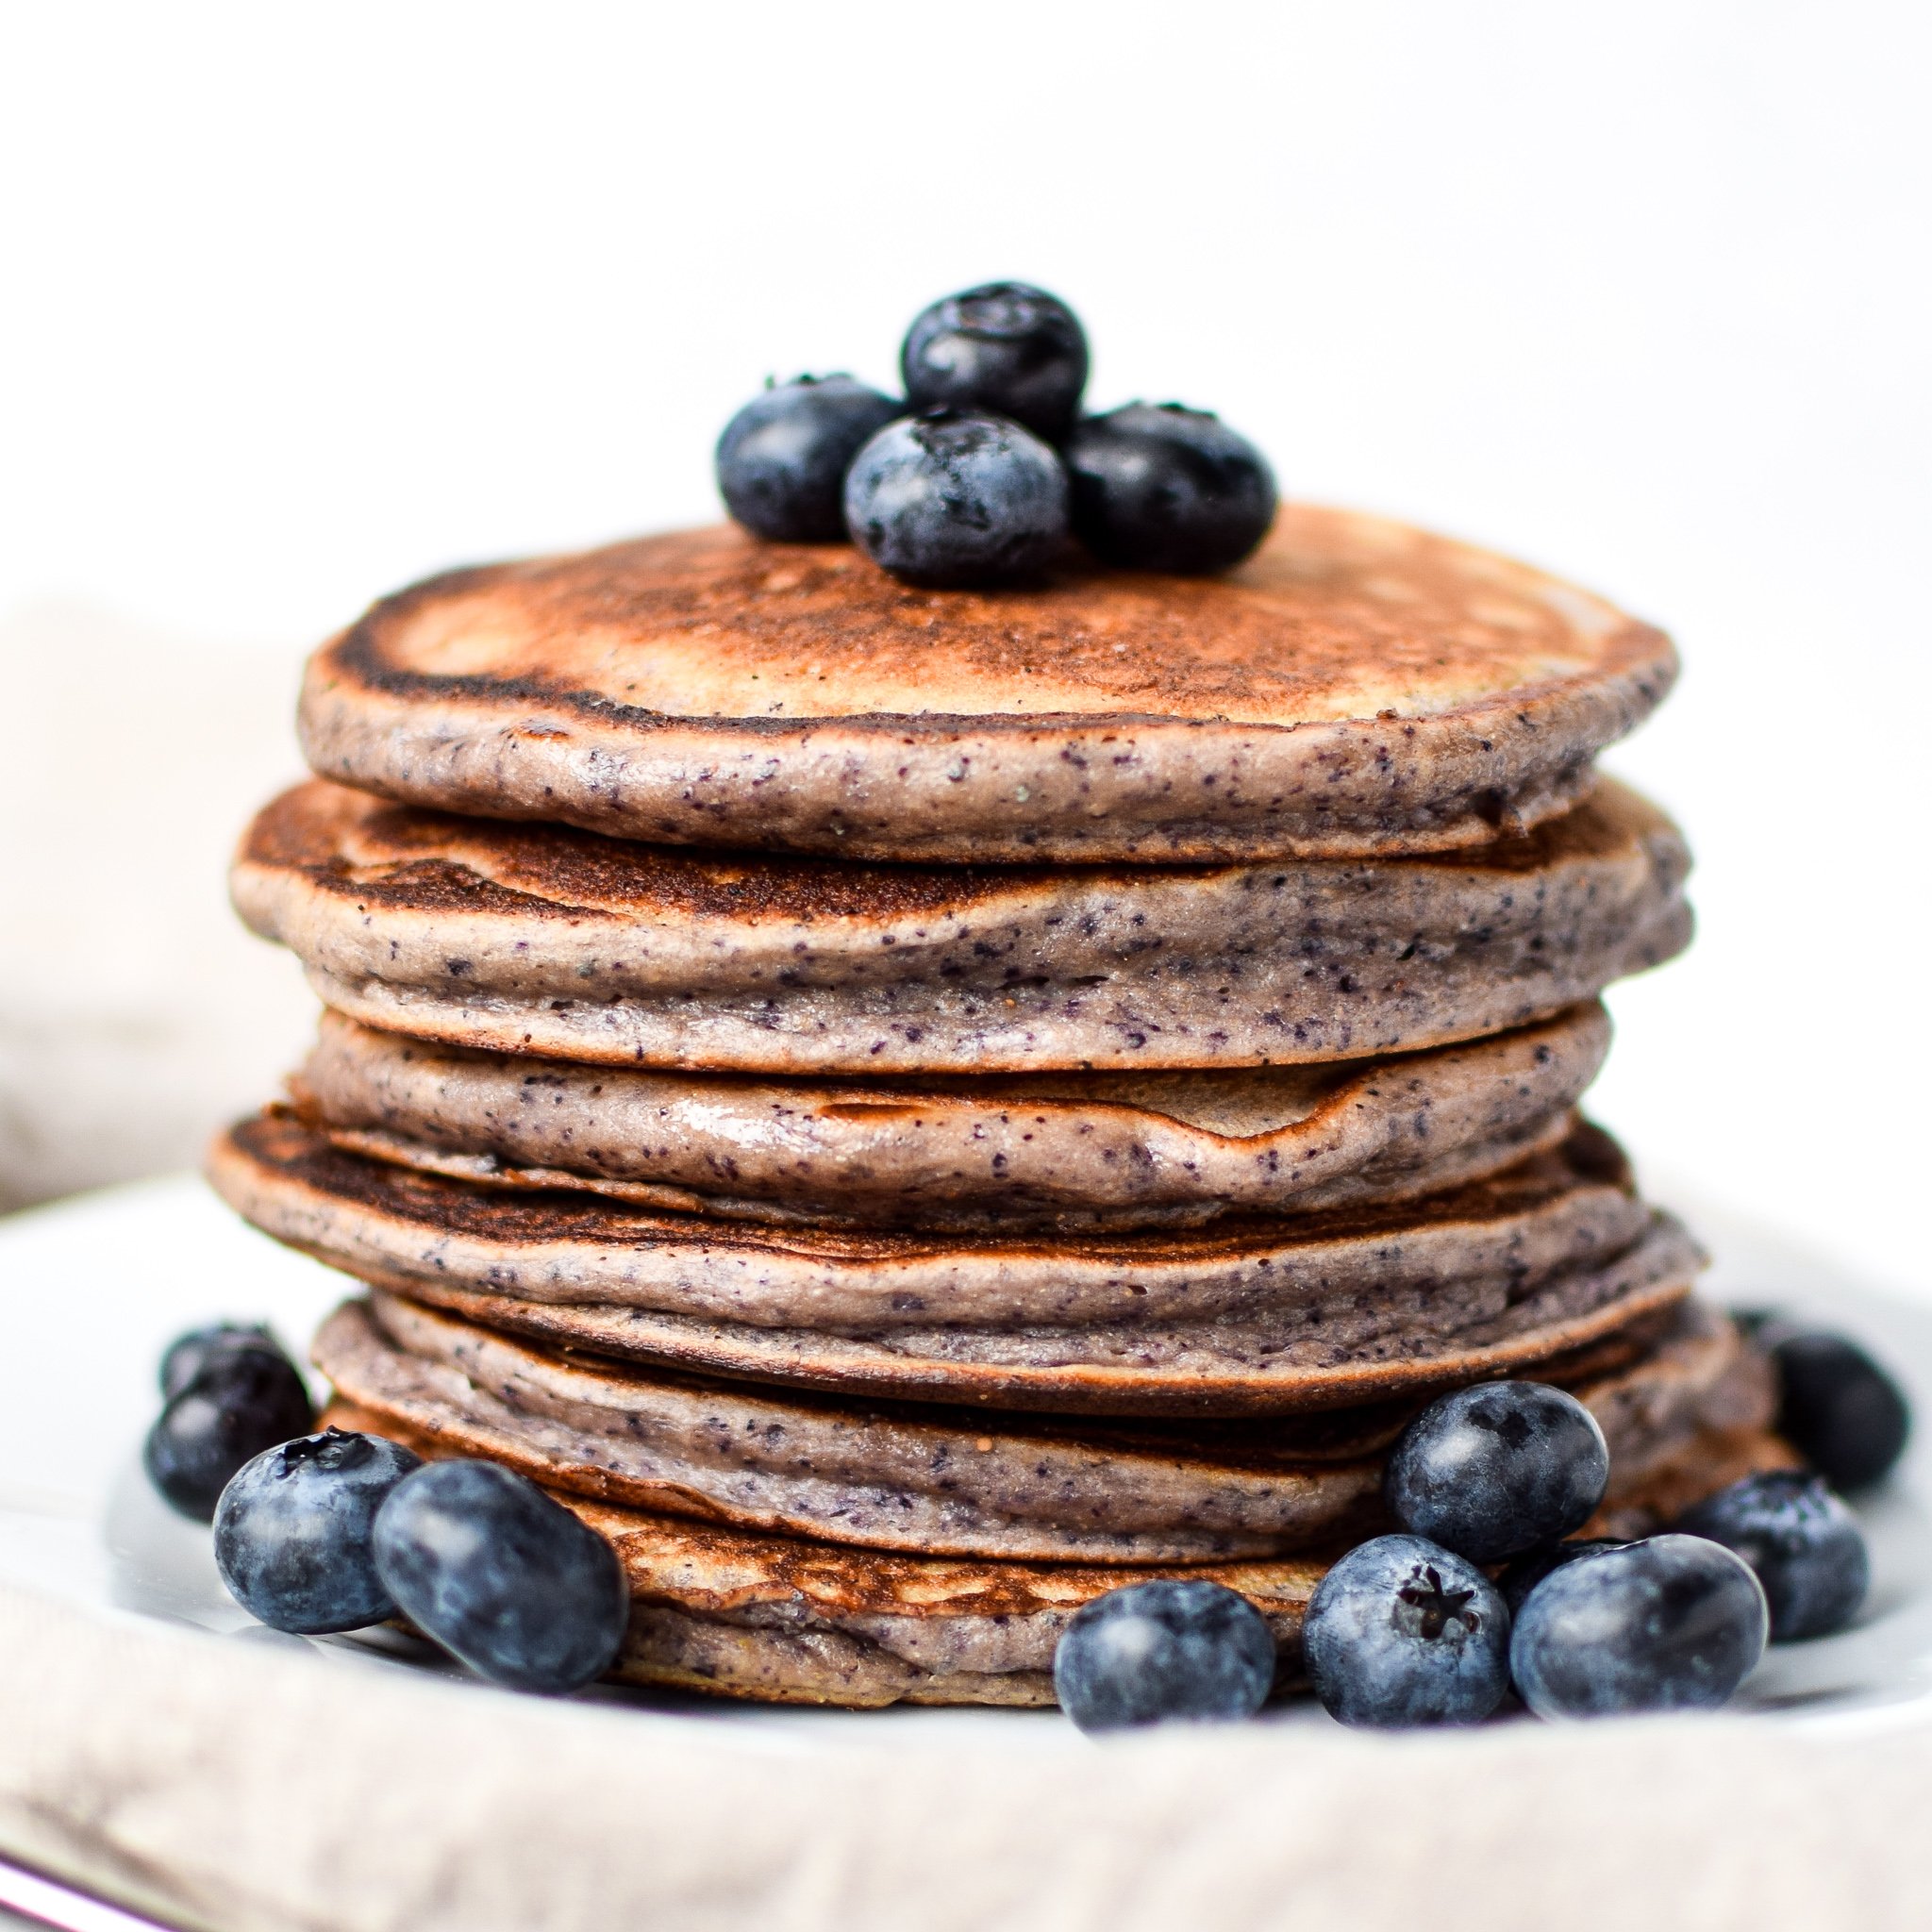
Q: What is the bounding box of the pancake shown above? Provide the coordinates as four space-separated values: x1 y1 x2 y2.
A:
210 1111 1703 1415
294 1004 1609 1231
296 508 1676 865
313 1291 1773 1564
321 1397 1791 1707
231 777 1690 1075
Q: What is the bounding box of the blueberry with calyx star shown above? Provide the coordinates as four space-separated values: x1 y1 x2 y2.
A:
1301 1534 1511 1727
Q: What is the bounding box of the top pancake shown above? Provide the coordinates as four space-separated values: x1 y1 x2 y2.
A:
298 508 1676 863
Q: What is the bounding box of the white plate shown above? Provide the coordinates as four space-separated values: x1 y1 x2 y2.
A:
2 1174 1929 1741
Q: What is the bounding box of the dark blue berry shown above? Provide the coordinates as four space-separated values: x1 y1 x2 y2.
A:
901 282 1088 441
1052 1578 1274 1732
1383 1383 1607 1560
214 1428 423 1634
1065 404 1277 574
1770 1329 1910 1491
159 1322 288 1400
1301 1535 1510 1727
1497 1540 1627 1619
843 409 1069 588
1509 1534 1767 1718
1676 1472 1868 1641
715 375 901 542
372 1461 628 1693
143 1348 315 1521
1384 1381 1609 1563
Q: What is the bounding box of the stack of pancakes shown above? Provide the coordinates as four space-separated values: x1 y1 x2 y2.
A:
210 505 1790 1707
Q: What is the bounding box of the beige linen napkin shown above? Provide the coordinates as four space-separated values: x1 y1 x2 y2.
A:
0 1578 1926 1932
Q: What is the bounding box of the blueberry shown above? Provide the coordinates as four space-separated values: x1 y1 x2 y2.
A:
1383 1381 1609 1563
143 1348 316 1521
843 409 1070 588
1770 1329 1910 1491
1497 1539 1628 1619
1065 404 1277 575
214 1428 423 1634
372 1460 629 1693
1052 1578 1274 1732
159 1321 288 1400
1509 1534 1768 1718
1301 1535 1510 1727
900 282 1088 441
715 375 902 543
1676 1472 1868 1641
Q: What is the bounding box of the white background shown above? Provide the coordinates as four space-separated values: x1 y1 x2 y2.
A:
2 2 1928 1290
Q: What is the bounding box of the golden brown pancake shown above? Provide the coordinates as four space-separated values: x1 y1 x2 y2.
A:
314 1291 1772 1564
320 1396 1793 1707
230 778 1690 1074
292 1005 1609 1231
297 508 1676 864
210 1110 1703 1416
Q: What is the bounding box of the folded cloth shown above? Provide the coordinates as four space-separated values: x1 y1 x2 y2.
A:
0 1579 1925 1932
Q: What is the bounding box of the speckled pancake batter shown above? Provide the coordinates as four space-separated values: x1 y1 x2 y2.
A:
209 1110 1704 1416
297 507 1676 864
313 1292 1773 1564
293 1005 1609 1231
231 779 1689 1074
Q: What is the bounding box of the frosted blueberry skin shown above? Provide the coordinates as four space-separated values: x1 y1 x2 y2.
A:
372 1460 629 1694
214 1428 422 1634
1676 1472 1869 1641
1383 1381 1610 1563
143 1349 316 1522
1772 1330 1910 1492
843 409 1070 588
1052 1578 1274 1732
900 282 1088 442
1065 405 1277 575
1303 1535 1509 1727
159 1322 287 1400
1496 1539 1627 1619
1509 1533 1768 1718
715 375 902 542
